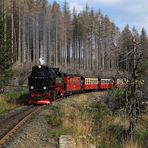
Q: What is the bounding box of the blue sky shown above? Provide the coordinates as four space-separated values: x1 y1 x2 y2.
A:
48 0 148 33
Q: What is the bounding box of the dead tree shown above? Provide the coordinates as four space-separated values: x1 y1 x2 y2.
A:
125 38 147 144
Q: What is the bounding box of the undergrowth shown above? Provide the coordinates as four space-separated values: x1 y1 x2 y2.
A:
0 88 27 115
48 92 148 148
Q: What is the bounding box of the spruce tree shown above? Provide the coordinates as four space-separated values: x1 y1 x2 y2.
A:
0 7 13 87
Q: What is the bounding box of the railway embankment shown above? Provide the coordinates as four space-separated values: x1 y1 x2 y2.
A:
47 90 148 148
0 87 27 116
0 90 147 148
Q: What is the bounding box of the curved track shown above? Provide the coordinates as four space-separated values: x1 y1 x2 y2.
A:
0 105 43 146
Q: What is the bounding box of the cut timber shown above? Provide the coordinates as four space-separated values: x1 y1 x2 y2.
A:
59 135 76 148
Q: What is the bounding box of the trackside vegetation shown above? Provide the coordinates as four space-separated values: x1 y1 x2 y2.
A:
0 88 27 116
47 91 148 147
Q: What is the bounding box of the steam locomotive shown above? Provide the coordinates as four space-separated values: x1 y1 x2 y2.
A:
27 65 115 105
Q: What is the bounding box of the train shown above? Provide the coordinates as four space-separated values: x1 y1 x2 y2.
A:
27 65 116 105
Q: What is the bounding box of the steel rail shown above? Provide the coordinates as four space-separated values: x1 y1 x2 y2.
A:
0 106 44 146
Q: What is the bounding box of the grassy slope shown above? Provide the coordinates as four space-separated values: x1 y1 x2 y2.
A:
0 87 27 116
47 91 148 148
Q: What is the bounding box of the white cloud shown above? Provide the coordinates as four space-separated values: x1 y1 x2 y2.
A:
69 0 122 6
85 0 121 5
67 0 148 33
69 2 83 13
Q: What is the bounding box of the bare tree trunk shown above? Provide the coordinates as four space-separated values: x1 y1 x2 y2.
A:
18 4 21 63
64 33 67 67
36 15 39 65
55 19 58 66
32 17 36 63
22 14 26 63
78 38 81 69
27 16 30 62
47 25 51 66
43 16 47 65
11 9 14 63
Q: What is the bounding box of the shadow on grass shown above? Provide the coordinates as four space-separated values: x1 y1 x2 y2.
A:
6 93 29 105
108 124 128 141
16 94 28 105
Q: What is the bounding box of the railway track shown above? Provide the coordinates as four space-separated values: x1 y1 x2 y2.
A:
0 105 44 146
0 91 107 147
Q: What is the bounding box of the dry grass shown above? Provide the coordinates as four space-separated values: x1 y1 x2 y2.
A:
0 95 3 101
122 140 141 148
137 114 148 130
0 95 16 114
60 95 93 136
49 92 147 148
113 115 129 130
0 90 27 115
56 93 118 147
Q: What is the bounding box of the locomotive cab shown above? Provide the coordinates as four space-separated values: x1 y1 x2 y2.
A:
27 65 64 105
29 65 52 93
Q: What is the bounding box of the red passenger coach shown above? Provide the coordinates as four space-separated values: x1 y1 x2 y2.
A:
64 75 81 94
98 79 114 89
27 65 118 105
83 78 98 90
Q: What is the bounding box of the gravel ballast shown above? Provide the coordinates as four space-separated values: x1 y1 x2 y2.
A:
4 107 58 148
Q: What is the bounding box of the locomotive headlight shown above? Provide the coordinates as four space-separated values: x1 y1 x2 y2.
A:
30 86 34 90
43 86 47 90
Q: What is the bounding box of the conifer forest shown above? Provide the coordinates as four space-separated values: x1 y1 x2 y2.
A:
0 0 148 147
0 0 147 77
